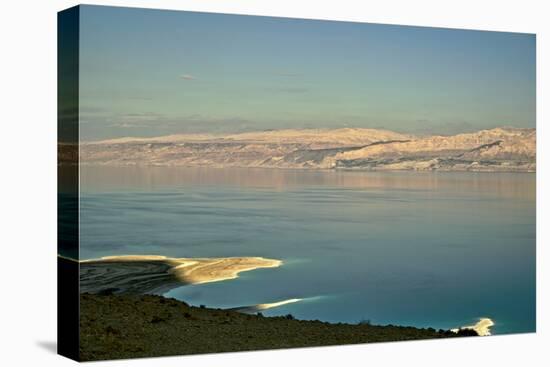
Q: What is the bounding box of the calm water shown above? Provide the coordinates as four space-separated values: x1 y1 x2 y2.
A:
79 167 536 334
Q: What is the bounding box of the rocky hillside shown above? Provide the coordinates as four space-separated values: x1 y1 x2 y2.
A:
80 127 535 172
80 293 475 361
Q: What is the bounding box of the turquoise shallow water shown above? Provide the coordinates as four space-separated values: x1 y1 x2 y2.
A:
79 167 536 334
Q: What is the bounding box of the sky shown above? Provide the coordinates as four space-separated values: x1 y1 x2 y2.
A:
77 5 536 141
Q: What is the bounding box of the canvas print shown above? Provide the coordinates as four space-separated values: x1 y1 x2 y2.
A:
58 5 536 361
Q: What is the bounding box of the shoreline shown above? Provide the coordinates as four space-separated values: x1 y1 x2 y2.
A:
58 254 494 360
73 161 536 173
71 255 493 335
68 255 494 340
79 293 477 361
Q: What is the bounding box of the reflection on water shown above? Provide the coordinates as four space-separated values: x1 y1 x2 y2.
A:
79 166 536 335
81 166 534 200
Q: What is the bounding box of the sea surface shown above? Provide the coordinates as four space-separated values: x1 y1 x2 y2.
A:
79 166 536 335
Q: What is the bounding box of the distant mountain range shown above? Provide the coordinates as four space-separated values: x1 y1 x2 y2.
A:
76 127 535 172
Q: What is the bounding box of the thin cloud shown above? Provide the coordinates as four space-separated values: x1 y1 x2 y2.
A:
111 122 139 129
128 96 153 101
180 74 196 80
266 87 309 94
275 72 303 77
119 112 163 121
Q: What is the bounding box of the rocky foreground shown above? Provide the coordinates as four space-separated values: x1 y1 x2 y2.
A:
79 293 476 361
76 127 535 172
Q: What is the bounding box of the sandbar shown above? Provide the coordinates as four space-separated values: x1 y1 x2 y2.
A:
79 255 282 295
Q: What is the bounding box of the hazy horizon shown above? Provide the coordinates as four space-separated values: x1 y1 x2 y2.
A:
78 5 536 141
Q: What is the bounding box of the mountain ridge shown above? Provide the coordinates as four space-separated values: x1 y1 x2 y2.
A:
77 127 536 172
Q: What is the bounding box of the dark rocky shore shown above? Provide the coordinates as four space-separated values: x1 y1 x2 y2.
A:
79 293 477 361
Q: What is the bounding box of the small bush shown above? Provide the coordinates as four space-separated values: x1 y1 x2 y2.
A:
104 325 120 335
150 315 166 324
